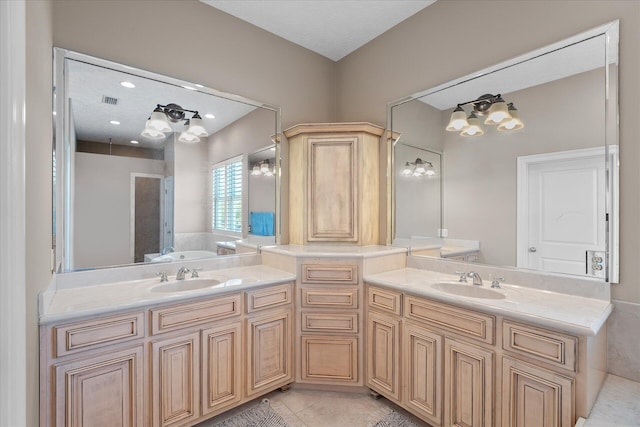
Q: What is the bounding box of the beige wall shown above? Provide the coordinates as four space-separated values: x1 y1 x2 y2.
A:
336 0 640 304
175 138 209 233
25 1 52 425
73 153 165 268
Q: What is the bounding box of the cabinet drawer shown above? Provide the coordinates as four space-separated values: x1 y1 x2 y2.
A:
246 283 293 314
301 263 358 285
368 286 402 316
301 312 359 333
150 293 241 335
503 320 577 371
301 288 359 309
54 312 145 357
405 296 494 344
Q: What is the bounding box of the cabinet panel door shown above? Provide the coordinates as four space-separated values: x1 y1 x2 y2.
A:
151 332 200 427
444 338 494 427
246 310 293 396
502 357 574 427
404 322 442 426
301 335 359 383
367 312 401 401
54 346 143 427
307 136 358 242
202 322 242 416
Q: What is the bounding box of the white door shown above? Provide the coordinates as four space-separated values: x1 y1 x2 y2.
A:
517 149 606 277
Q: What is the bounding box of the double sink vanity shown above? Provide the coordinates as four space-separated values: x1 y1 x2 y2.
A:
39 246 612 427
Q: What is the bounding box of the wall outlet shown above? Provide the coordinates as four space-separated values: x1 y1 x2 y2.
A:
439 228 448 238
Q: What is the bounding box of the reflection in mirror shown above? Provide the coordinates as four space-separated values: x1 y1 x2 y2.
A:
53 48 280 272
390 21 619 282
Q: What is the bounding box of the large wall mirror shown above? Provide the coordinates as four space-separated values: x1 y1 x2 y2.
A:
53 48 281 272
390 21 619 283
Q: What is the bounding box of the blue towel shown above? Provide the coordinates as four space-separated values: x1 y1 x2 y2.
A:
250 212 275 236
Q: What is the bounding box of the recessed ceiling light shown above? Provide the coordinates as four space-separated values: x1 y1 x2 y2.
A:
182 85 197 91
205 113 215 119
195 84 204 88
130 140 139 144
120 81 135 89
110 120 120 125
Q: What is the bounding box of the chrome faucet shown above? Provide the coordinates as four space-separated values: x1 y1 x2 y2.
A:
176 266 191 280
156 271 168 282
455 271 468 283
467 271 483 286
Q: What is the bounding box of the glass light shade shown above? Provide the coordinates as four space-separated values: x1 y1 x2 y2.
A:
402 162 413 176
178 127 200 143
260 162 270 174
147 111 171 132
425 165 436 176
497 108 524 131
461 113 484 137
263 168 274 177
141 121 166 140
485 99 511 125
446 107 469 131
414 164 426 175
251 165 262 175
187 117 208 137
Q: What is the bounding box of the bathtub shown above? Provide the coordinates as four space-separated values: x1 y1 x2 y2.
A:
148 250 218 263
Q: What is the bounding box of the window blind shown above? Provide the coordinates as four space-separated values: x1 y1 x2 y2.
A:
211 159 243 233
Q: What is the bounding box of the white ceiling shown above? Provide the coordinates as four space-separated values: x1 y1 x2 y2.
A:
67 59 257 149
200 0 437 61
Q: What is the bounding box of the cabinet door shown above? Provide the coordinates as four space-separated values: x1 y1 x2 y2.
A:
444 338 494 427
54 346 143 427
403 322 442 426
301 335 359 384
151 332 200 427
502 356 574 427
367 312 401 401
246 310 293 396
307 136 358 242
202 322 242 417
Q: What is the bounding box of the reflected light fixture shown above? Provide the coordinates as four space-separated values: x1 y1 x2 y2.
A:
402 158 436 177
446 94 524 136
251 160 274 177
141 103 209 142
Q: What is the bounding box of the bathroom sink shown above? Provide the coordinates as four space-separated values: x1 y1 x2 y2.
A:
431 282 506 300
151 278 223 293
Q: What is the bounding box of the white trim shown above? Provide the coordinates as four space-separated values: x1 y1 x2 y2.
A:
516 147 610 276
0 0 27 425
129 173 165 262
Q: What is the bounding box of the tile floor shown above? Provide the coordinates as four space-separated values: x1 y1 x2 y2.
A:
201 374 639 427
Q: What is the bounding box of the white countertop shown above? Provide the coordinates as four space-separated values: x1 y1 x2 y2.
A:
261 244 407 258
40 265 295 324
364 268 612 336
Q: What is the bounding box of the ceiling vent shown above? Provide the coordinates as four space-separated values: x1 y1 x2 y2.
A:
101 95 119 105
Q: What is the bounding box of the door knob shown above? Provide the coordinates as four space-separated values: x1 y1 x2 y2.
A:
529 247 537 252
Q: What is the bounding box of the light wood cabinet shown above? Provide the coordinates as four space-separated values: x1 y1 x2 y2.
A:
364 284 603 427
53 346 144 427
367 312 401 401
297 260 362 387
285 122 384 245
444 337 494 427
41 283 295 427
151 331 201 427
403 321 442 426
502 356 574 427
201 322 242 417
246 309 293 396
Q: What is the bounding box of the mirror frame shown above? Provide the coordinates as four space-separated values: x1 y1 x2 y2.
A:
386 20 619 283
52 47 282 272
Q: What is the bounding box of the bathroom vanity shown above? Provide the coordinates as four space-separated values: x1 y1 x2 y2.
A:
364 267 610 427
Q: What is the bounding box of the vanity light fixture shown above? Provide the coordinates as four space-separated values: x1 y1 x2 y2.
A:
446 94 524 136
402 158 436 177
251 161 274 177
141 103 209 142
